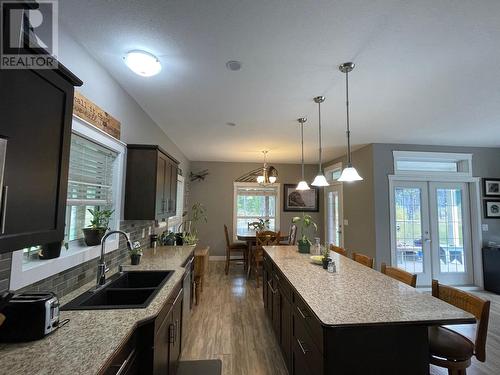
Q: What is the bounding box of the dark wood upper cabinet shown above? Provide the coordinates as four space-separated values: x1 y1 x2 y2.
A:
0 64 82 253
124 145 179 221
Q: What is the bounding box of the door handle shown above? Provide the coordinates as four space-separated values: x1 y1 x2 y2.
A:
1 185 8 234
424 238 431 243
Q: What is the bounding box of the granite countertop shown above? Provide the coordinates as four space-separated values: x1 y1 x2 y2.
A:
0 245 195 375
263 246 475 327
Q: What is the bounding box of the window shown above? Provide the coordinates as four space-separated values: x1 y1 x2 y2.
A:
393 151 472 177
324 162 343 182
168 175 185 231
233 183 280 236
66 134 119 242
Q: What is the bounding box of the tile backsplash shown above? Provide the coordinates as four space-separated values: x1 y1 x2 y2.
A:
1 220 154 298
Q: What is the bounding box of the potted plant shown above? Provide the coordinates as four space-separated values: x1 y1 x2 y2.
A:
160 231 176 246
38 240 69 260
250 218 270 231
292 214 318 254
181 202 207 246
82 208 114 246
321 245 330 269
129 241 143 265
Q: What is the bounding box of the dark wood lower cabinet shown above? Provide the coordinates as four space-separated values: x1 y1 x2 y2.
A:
262 253 431 375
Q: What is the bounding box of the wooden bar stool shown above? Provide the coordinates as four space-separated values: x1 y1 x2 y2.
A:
224 225 247 275
194 246 209 305
380 263 417 287
352 252 374 268
330 244 348 257
429 280 490 375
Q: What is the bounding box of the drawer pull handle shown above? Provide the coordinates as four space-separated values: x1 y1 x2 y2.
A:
297 338 309 355
267 280 277 294
296 305 309 319
116 348 136 375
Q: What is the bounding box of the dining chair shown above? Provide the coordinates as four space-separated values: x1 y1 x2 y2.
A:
224 225 248 275
429 280 490 375
252 230 281 287
380 263 417 287
352 252 374 268
280 224 297 246
330 244 348 257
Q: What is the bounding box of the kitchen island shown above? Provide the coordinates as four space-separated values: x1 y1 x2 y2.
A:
0 245 194 375
262 246 475 375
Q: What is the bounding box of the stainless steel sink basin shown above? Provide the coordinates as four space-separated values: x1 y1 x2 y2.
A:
61 271 173 310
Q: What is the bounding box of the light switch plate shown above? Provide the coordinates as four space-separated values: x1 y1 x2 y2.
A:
141 228 146 238
148 226 152 235
343 219 349 226
482 224 489 232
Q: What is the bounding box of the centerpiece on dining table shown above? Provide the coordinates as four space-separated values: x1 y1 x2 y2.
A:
292 214 317 253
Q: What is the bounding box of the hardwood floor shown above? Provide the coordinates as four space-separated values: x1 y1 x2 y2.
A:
182 261 288 375
183 261 500 375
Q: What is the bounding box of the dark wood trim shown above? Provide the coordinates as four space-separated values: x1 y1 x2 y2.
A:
127 144 180 165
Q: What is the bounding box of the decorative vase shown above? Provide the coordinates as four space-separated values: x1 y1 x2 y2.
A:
322 257 329 269
297 241 310 254
38 242 62 260
82 228 106 246
175 233 184 246
130 254 141 265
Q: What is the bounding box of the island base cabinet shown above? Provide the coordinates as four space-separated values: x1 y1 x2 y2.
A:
323 325 429 375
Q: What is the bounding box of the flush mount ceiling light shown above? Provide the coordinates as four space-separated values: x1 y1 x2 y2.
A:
226 122 237 127
124 50 162 77
338 62 363 182
296 117 310 191
311 96 329 187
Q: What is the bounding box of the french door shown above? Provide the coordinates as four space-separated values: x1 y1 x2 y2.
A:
324 184 343 247
391 181 473 286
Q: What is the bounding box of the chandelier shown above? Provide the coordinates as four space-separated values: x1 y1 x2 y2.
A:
256 151 278 185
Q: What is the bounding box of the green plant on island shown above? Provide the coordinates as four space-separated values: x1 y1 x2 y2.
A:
292 214 317 253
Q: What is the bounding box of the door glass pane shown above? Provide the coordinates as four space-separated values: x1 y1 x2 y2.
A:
436 189 465 273
395 188 423 273
326 191 340 246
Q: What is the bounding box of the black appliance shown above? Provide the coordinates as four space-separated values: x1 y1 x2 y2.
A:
483 247 500 294
0 292 59 342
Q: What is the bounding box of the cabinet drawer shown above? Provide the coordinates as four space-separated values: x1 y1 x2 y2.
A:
293 294 324 354
293 313 323 375
274 268 292 302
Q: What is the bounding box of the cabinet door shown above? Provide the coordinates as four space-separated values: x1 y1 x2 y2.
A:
153 308 172 375
168 162 178 216
281 293 292 372
156 153 167 219
0 69 74 252
169 289 183 375
272 286 281 338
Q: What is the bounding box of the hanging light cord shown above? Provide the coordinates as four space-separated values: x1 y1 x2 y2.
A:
317 101 323 173
345 70 352 166
300 122 305 180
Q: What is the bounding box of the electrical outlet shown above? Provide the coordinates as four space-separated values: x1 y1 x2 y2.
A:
482 224 489 232
142 228 145 238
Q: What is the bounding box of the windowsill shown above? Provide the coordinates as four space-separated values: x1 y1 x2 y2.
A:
10 236 119 290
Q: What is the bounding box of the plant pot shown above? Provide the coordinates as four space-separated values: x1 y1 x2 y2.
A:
38 242 62 260
322 257 329 269
82 228 106 246
297 241 310 254
165 237 176 246
175 233 184 246
130 254 141 265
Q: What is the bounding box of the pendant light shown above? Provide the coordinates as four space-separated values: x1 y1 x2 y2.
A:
338 62 363 182
311 96 329 187
296 117 310 191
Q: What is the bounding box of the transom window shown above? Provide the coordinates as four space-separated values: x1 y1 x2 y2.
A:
233 183 280 236
393 151 472 177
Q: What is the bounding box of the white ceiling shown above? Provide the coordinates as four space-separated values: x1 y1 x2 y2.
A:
60 0 500 163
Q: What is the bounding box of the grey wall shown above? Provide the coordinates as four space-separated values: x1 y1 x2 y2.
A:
189 161 323 257
324 145 377 259
372 143 500 267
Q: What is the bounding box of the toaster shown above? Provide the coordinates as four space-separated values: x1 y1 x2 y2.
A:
0 292 60 342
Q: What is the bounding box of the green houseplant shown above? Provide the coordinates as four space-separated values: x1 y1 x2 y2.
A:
82 208 114 246
181 203 207 246
129 241 143 265
292 214 318 253
250 218 270 231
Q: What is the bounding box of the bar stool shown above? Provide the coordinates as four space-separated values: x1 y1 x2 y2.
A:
352 252 374 268
380 263 417 287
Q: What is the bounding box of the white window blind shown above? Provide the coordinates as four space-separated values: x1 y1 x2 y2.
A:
66 134 118 241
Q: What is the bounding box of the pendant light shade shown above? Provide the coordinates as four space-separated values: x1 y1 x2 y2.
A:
296 117 310 191
311 96 329 187
338 62 363 182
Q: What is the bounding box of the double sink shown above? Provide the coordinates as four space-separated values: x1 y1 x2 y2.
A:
61 270 173 310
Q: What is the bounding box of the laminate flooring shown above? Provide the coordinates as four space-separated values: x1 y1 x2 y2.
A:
182 262 500 375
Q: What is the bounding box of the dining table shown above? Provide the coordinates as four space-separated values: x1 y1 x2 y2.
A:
236 229 287 279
